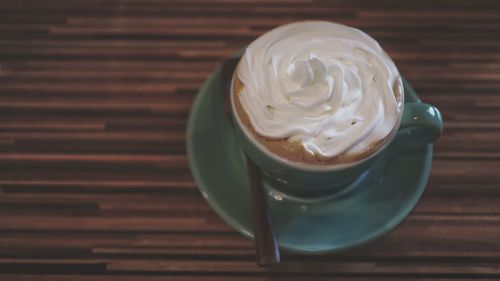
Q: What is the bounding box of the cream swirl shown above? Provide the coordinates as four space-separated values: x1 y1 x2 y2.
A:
237 21 402 158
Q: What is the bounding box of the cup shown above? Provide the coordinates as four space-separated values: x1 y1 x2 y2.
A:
229 24 443 199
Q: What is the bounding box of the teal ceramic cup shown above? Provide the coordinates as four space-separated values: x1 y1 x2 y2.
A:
231 74 443 199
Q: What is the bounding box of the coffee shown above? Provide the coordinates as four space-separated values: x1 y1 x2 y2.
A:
232 21 403 165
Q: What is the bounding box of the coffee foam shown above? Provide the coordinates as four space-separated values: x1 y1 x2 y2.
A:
235 21 402 163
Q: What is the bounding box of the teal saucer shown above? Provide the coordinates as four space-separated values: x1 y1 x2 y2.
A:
187 66 433 254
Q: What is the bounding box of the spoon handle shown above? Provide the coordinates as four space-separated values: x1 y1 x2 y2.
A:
245 153 281 266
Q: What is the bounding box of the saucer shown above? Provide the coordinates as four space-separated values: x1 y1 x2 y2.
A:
187 65 433 254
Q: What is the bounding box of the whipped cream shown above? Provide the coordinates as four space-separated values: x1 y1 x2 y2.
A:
236 21 402 158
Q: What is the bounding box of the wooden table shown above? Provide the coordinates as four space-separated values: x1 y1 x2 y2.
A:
1 0 499 279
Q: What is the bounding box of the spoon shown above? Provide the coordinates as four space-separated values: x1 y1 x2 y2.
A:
221 57 281 266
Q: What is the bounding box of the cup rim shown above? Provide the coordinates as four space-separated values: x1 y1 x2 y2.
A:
230 62 405 172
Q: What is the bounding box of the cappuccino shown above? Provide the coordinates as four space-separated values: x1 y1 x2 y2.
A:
232 21 403 165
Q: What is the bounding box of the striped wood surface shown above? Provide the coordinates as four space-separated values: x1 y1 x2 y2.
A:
1 0 500 279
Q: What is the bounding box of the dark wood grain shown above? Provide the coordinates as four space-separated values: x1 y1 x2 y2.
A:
1 0 500 279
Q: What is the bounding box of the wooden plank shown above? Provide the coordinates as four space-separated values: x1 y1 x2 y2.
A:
0 276 482 281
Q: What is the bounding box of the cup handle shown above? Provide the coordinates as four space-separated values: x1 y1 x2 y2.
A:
394 102 443 148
